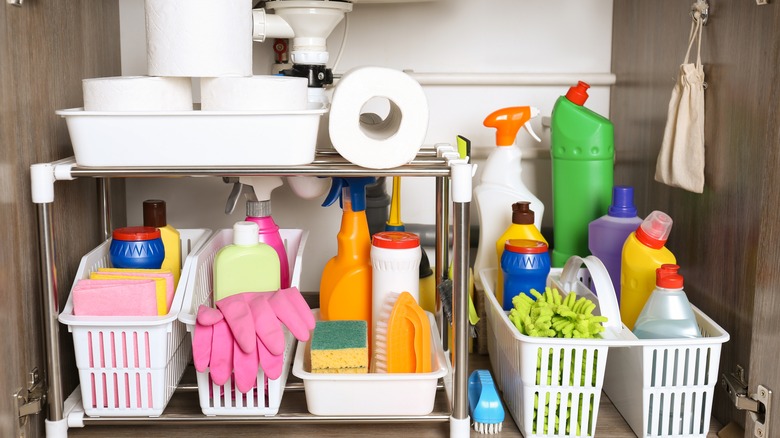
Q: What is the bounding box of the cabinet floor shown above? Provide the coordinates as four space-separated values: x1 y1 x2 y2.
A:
66 354 720 437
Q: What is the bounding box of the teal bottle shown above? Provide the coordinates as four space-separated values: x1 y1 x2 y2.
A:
550 81 614 267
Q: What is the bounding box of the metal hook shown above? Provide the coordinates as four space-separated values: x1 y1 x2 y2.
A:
691 0 709 25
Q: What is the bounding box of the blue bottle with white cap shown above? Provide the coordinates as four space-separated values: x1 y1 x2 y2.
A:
588 186 643 303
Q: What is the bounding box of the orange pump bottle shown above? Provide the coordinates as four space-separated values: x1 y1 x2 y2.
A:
319 178 374 344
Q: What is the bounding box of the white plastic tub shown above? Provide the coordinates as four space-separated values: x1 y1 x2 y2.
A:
59 228 212 417
56 104 327 167
178 228 308 416
292 311 447 416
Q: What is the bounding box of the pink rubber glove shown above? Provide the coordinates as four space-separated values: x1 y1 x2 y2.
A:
215 292 286 357
268 287 316 342
192 305 222 372
193 304 260 393
211 288 315 383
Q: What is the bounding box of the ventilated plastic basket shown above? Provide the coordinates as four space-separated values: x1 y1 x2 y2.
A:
178 228 307 416
482 255 730 438
602 302 729 437
481 256 633 438
59 228 212 417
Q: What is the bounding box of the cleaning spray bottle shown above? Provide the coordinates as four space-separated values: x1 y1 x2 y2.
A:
239 176 290 289
473 106 543 286
620 210 677 330
319 177 376 332
495 201 546 307
224 176 291 290
550 81 614 267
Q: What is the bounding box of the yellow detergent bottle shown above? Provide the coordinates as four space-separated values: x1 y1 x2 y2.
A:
620 210 677 330
495 201 546 306
143 199 181 289
319 178 375 341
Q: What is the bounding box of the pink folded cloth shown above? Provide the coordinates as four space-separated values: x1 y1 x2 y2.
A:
94 268 175 311
72 279 159 316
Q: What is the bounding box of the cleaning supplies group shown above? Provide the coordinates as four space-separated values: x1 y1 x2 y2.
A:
479 82 700 341
72 199 181 317
193 220 316 394
317 176 432 375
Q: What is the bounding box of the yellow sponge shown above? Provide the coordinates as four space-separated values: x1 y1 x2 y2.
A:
309 320 368 374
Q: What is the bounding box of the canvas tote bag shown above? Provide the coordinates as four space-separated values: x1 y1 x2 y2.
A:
655 11 706 193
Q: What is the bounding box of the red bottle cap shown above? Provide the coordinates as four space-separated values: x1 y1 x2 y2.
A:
112 226 161 241
504 239 548 254
372 231 420 249
656 264 684 289
565 81 590 106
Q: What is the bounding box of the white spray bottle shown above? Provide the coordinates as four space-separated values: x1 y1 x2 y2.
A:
473 106 544 288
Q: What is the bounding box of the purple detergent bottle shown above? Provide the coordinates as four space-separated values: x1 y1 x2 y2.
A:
588 186 643 303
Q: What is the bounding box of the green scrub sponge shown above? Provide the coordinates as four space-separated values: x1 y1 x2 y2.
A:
309 320 368 374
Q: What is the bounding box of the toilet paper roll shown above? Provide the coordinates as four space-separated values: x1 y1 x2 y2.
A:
82 76 193 111
200 76 309 111
145 0 253 77
328 67 429 169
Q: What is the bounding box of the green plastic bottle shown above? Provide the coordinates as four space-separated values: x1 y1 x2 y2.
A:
213 221 281 301
550 81 614 267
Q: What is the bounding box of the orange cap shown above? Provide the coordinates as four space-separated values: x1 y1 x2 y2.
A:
483 106 534 146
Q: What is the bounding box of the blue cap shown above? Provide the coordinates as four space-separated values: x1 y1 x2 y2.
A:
322 177 377 212
608 186 638 218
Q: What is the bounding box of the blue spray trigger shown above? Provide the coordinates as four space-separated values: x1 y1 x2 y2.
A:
321 177 376 212
322 178 346 208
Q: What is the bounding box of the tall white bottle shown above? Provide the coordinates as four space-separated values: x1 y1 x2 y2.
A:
473 106 544 286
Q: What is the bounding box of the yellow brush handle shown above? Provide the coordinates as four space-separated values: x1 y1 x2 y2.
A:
387 176 403 227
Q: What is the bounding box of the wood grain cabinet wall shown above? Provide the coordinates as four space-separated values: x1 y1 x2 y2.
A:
0 2 122 437
611 1 780 433
3 1 778 437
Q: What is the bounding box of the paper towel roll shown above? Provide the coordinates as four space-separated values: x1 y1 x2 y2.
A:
145 0 253 77
200 76 308 111
328 67 429 169
82 76 193 111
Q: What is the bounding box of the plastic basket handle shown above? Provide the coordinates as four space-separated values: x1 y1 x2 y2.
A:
560 255 622 329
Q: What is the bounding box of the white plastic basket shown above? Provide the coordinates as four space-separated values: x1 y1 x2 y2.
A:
481 256 629 438
59 228 212 417
291 311 448 416
481 255 730 438
602 303 729 437
178 228 308 416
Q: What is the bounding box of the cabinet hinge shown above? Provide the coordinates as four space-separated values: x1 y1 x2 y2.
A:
13 368 46 438
721 365 772 438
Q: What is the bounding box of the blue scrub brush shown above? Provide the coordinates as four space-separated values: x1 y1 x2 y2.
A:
468 369 504 434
